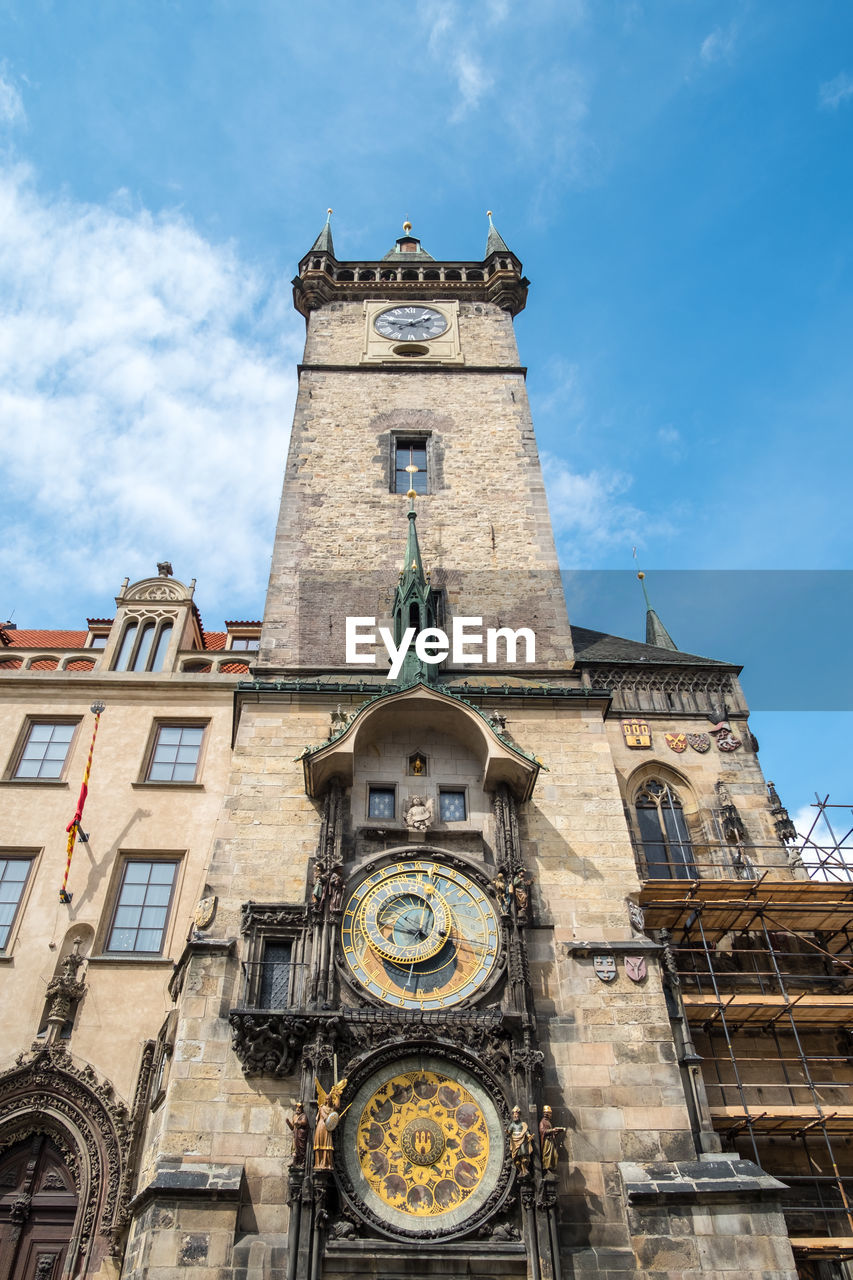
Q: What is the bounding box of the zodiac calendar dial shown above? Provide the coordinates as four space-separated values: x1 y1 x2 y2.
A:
357 1069 489 1218
340 860 501 1009
340 1056 506 1238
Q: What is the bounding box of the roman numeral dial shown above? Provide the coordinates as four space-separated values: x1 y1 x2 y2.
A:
374 306 448 342
340 861 500 1009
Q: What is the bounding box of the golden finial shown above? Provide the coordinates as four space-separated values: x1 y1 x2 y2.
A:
327 208 333 215
403 219 412 233
405 462 418 500
637 570 645 581
487 210 493 218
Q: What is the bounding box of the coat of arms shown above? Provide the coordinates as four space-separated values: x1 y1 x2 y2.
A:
621 719 651 749
593 954 617 982
665 733 687 753
625 956 647 983
710 723 742 753
193 895 217 931
687 733 710 753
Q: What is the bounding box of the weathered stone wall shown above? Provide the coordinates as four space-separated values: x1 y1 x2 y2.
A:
260 299 572 671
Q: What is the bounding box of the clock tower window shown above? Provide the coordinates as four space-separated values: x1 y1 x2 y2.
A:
394 438 428 494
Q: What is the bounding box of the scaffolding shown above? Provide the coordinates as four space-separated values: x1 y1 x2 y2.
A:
639 797 853 1279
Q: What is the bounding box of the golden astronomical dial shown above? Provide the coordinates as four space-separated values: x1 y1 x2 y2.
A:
341 1057 505 1236
340 860 501 1008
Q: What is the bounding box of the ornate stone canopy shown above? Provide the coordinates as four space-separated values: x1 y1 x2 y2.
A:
302 683 539 802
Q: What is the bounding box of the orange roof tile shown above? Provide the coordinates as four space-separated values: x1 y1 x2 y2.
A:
3 630 89 649
220 661 250 674
204 632 227 651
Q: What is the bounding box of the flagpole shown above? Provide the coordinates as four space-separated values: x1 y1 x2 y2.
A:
60 701 105 904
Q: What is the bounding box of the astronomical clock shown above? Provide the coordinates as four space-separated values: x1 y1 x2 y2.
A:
332 853 515 1239
340 859 502 1009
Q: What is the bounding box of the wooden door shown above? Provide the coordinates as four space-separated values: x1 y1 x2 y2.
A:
0 1136 78 1280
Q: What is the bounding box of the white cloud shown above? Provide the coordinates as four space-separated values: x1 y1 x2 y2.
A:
819 72 853 111
542 453 669 563
450 52 493 120
423 3 493 120
699 23 737 65
0 164 301 625
0 69 25 126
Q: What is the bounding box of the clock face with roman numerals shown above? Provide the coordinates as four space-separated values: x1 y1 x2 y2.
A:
341 860 500 1009
374 306 448 342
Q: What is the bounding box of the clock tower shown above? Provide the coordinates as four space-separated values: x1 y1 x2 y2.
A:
124 217 799 1280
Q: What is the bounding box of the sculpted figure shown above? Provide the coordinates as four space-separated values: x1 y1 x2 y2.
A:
313 1077 348 1171
539 1105 566 1173
328 866 345 912
506 1104 532 1178
512 871 530 915
286 1100 309 1167
404 795 433 831
493 871 510 915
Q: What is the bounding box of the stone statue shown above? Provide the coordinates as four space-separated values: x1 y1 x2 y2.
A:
506 1104 532 1178
512 871 530 915
311 864 326 909
539 1105 566 1173
493 871 510 915
328 866 345 912
313 1077 348 1171
286 1100 309 1167
404 795 433 831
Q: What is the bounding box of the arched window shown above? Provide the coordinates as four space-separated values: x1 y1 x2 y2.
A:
134 621 156 670
114 620 138 671
150 622 173 671
635 780 696 879
113 619 175 673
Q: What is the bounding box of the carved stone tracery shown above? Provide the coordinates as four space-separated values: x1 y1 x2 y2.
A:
0 1045 131 1266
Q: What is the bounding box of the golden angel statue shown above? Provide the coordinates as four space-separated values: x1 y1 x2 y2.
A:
313 1076 348 1171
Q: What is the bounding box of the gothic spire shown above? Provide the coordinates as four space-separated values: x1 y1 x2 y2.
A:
635 566 678 651
485 210 511 256
309 208 335 255
391 473 437 685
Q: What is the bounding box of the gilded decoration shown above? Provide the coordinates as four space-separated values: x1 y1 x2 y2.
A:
355 1069 489 1219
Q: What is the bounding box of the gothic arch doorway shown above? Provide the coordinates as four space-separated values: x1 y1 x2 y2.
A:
0 1135 78 1280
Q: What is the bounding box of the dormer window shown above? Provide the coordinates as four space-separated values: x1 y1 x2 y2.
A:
113 619 174 672
230 636 260 651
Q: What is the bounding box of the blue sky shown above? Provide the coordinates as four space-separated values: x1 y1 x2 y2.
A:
0 1 851 832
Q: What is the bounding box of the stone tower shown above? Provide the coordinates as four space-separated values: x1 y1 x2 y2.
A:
122 219 800 1280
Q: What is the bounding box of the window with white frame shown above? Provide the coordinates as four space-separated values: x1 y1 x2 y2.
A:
0 857 33 949
146 724 205 783
106 859 179 954
14 721 77 780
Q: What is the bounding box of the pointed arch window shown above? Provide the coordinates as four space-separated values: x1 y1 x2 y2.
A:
635 780 696 879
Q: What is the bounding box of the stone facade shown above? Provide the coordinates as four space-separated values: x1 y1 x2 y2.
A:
1 222 835 1280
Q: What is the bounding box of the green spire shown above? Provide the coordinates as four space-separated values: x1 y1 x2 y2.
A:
634 562 678 651
391 480 437 686
485 210 511 256
309 208 335 255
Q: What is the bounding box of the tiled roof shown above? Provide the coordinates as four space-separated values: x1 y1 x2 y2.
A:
1 630 89 649
204 633 227 651
570 625 738 670
220 661 250 674
223 620 262 628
